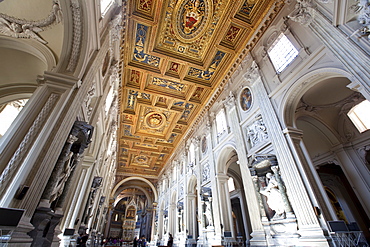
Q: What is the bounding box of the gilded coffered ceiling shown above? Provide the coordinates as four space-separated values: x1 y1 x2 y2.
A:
117 0 282 179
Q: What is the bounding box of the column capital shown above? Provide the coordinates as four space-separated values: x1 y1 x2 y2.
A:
224 91 236 109
283 126 304 141
243 60 261 85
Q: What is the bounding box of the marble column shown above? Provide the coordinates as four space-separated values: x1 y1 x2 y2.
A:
283 127 335 224
332 144 370 216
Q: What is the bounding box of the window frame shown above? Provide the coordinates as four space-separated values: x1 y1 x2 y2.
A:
267 32 299 74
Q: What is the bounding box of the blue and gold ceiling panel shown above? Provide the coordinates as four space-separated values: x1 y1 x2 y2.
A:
132 0 157 21
145 75 188 100
184 51 226 84
129 23 162 73
118 0 283 178
121 89 138 114
153 0 229 65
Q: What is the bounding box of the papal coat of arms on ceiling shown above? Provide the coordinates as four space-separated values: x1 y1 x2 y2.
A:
173 0 212 42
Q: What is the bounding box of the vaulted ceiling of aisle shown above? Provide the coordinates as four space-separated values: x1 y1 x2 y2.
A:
117 0 283 179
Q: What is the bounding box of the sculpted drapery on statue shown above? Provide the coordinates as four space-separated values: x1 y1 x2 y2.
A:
287 0 316 26
251 155 292 221
259 172 286 220
44 121 94 204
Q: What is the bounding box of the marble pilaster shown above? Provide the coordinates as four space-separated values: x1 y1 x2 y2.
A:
248 64 328 245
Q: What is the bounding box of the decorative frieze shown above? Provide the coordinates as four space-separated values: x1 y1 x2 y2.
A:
202 162 210 184
66 0 83 72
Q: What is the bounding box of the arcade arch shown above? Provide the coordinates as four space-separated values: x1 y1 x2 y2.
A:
281 70 370 240
108 177 158 241
216 146 251 244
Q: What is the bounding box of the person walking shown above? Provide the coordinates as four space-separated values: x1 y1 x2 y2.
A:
167 233 173 247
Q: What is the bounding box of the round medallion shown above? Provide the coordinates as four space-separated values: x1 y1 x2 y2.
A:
145 112 165 128
135 155 148 164
173 0 213 43
240 87 252 111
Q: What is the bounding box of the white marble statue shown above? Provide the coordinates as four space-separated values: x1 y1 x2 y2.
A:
260 172 286 219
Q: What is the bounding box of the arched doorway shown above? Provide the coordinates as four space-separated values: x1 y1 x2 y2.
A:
227 169 251 245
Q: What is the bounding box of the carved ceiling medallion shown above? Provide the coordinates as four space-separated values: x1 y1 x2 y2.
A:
135 155 149 164
173 0 213 43
145 112 166 129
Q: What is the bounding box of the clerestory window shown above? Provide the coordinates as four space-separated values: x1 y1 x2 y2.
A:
267 33 299 73
101 0 114 16
347 100 370 133
0 99 28 138
216 109 227 136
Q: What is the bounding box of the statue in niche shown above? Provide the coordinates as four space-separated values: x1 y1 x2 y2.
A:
164 216 168 234
260 172 286 219
50 152 77 202
204 200 213 227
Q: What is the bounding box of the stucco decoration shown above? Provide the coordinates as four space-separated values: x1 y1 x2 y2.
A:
287 0 316 26
0 0 63 44
350 0 370 40
247 115 269 148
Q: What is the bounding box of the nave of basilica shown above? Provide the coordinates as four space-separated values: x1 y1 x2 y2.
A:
0 0 369 246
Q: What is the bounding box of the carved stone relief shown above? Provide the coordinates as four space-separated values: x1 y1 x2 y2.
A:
247 114 269 148
0 0 63 44
287 0 316 26
202 162 210 183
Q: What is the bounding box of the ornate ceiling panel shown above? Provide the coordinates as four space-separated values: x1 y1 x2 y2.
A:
118 0 282 179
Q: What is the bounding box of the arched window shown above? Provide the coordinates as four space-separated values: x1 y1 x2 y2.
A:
189 142 195 166
0 99 28 138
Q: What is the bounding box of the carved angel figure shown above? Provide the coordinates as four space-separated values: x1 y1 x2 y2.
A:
0 18 47 44
288 0 316 26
